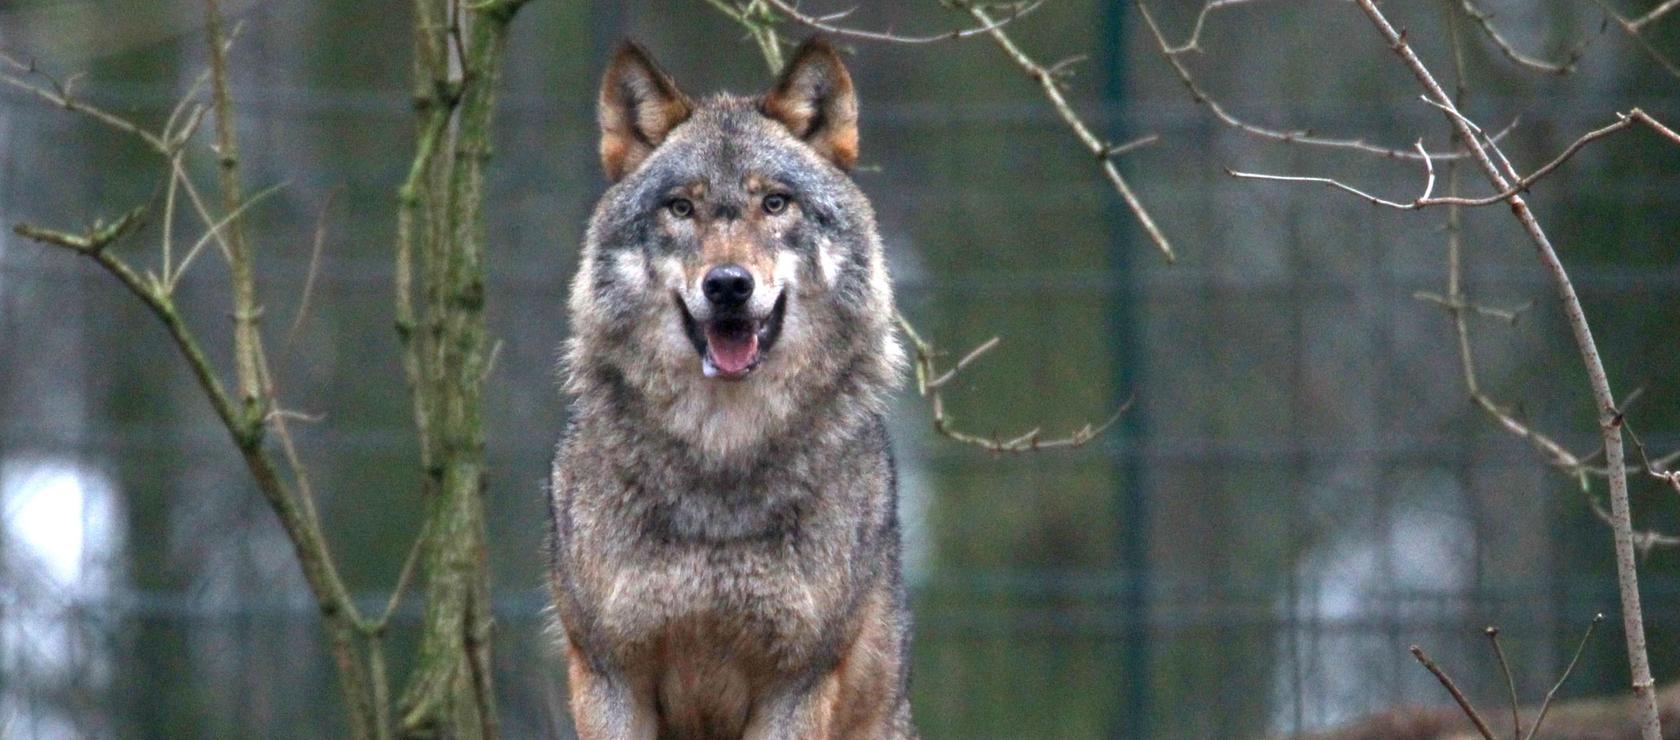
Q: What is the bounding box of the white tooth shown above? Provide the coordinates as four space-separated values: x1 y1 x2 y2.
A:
702 356 719 378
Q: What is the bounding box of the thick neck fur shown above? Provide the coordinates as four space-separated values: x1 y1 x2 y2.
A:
561 315 899 544
564 315 898 472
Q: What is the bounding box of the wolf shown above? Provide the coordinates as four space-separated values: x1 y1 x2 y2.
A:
547 37 915 739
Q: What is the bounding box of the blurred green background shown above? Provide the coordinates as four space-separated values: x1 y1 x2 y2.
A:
2 1 1679 737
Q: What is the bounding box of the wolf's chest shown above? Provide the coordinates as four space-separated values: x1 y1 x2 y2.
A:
591 541 840 665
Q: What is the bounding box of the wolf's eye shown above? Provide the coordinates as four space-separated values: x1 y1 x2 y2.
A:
762 193 789 215
667 198 694 218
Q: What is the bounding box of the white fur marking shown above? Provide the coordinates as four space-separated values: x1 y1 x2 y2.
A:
612 251 649 292
816 240 842 289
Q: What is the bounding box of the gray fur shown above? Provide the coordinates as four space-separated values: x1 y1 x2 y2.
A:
549 39 914 739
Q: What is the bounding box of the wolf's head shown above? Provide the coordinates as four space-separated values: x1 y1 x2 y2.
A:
565 38 903 460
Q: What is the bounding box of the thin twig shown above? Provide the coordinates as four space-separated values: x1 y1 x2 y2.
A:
926 335 999 390
369 530 429 634
1523 614 1605 740
170 180 288 290
1457 0 1598 75
1164 0 1300 54
1630 0 1680 31
160 153 183 287
967 1 1175 262
1411 291 1530 324
707 0 1175 261
1587 492 1680 555
1598 0 1680 78
1625 422 1680 498
759 0 1043 43
1228 108 1680 210
1227 138 1432 208
1410 645 1497 740
897 314 1131 454
167 155 235 268
1226 169 1417 208
0 52 169 153
1629 108 1680 145
363 526 427 737
1484 626 1523 740
12 208 147 253
8 17 378 737
1135 0 1495 161
288 187 341 344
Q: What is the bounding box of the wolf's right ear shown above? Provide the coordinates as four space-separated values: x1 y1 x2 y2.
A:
599 42 692 181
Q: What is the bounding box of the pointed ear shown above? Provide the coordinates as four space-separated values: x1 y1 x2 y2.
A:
761 38 858 170
598 41 693 181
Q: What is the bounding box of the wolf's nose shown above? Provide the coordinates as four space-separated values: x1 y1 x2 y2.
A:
702 264 754 308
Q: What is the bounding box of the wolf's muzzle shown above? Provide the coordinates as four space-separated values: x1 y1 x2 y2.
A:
676 290 787 381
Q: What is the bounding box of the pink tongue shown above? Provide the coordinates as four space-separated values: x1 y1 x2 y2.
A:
706 327 759 374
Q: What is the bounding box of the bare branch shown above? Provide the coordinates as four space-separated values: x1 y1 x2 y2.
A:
1419 96 1523 183
12 207 147 253
1135 0 1490 161
166 155 236 279
1483 626 1522 740
1457 0 1598 75
160 153 183 287
171 180 288 289
394 104 451 467
926 336 999 390
1411 291 1530 324
0 53 169 153
1352 1 1663 734
1163 0 1303 55
371 530 428 635
1430 110 1645 205
702 0 1176 261
364 525 427 738
1585 494 1680 553
1630 0 1680 31
703 0 789 69
395 1 528 734
1629 108 1680 145
1229 108 1680 210
759 0 1043 44
1409 645 1497 740
1624 422 1680 498
967 2 1175 262
204 0 264 415
1225 168 1418 208
898 315 1131 454
287 187 341 344
1103 133 1161 158
1598 0 1680 78
1228 137 1431 208
1524 614 1605 740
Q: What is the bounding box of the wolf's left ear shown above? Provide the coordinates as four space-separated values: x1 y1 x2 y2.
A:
599 41 693 181
762 38 858 170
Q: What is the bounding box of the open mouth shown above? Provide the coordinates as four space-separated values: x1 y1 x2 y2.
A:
675 291 787 380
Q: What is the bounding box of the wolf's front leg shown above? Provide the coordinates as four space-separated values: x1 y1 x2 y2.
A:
745 670 914 740
742 672 841 740
565 645 656 740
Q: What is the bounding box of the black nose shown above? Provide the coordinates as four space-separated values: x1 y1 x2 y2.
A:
702 264 754 308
